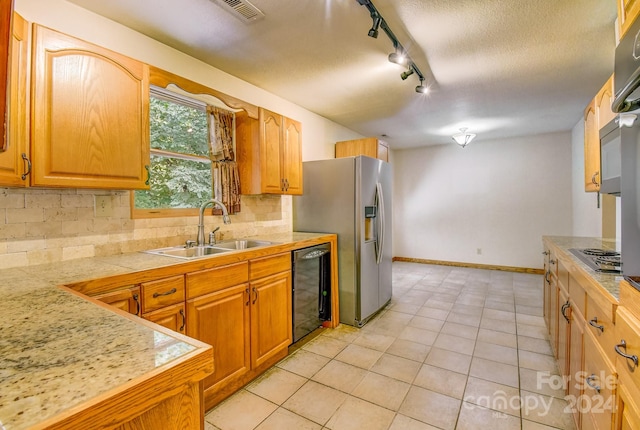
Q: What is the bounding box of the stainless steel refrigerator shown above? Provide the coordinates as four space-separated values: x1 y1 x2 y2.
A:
293 156 392 327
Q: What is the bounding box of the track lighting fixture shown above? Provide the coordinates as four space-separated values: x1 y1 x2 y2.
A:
400 68 414 80
388 47 407 66
368 14 381 38
356 0 427 95
415 78 429 94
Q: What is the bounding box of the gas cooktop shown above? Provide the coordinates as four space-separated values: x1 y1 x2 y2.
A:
568 248 622 274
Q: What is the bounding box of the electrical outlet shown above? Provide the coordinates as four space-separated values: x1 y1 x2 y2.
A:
477 248 482 255
95 195 114 217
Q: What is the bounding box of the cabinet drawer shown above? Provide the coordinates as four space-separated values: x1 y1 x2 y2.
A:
583 330 616 430
186 261 249 299
249 253 291 280
568 274 587 319
93 286 141 316
586 294 617 365
613 307 640 388
141 275 185 313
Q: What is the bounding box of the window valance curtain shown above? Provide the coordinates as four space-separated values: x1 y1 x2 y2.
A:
207 107 241 214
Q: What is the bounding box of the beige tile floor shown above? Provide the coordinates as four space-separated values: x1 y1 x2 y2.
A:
204 262 577 430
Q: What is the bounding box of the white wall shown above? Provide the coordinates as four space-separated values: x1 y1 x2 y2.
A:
392 132 573 269
570 119 602 236
15 0 362 162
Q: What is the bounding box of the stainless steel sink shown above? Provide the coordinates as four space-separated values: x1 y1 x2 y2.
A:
210 239 274 250
142 245 231 259
142 239 276 259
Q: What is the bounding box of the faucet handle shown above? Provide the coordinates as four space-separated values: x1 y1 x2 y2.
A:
209 227 221 245
185 240 196 248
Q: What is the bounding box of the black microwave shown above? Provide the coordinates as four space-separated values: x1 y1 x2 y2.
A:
599 116 621 195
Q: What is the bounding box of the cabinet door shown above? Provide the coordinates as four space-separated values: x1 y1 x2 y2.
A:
568 308 584 429
282 116 302 195
549 278 559 356
259 108 283 194
250 271 292 369
619 0 640 38
143 303 186 334
0 0 11 153
187 284 251 390
584 99 599 192
0 12 27 186
616 380 640 430
558 288 570 380
31 25 150 189
94 286 141 315
597 76 616 130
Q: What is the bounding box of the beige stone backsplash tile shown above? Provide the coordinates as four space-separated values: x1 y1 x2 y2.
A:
0 191 25 208
25 194 61 208
44 207 78 222
6 208 44 224
60 194 94 208
25 221 62 238
0 251 28 269
7 238 46 253
62 219 93 236
27 248 63 265
62 245 95 261
0 222 26 240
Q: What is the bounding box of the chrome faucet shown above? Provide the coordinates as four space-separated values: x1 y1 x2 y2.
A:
197 199 231 246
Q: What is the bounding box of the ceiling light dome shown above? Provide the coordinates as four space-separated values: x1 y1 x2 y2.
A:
452 128 476 148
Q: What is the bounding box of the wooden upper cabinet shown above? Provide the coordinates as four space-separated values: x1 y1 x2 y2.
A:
619 0 640 39
0 12 27 187
31 25 150 189
260 108 284 194
583 76 616 193
236 107 302 195
584 99 600 192
597 75 616 128
282 116 303 195
335 137 389 162
0 0 12 154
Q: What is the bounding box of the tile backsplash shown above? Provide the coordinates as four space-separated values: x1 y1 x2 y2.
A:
0 188 291 269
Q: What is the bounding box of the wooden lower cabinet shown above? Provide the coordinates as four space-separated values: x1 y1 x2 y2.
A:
94 286 141 316
186 254 293 409
186 283 251 392
143 302 186 334
568 306 585 429
250 271 292 368
616 379 640 430
558 287 570 378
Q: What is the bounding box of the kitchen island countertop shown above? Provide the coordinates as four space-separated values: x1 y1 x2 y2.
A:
0 231 332 429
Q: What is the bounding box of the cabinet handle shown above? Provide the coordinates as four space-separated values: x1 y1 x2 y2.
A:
133 293 141 316
561 301 570 323
592 171 599 186
542 251 550 256
550 259 557 266
153 287 177 298
615 340 639 367
284 178 289 191
179 309 185 332
145 164 150 186
585 374 601 393
21 153 31 180
252 287 258 304
545 271 550 285
245 288 250 306
588 317 605 333
281 178 285 191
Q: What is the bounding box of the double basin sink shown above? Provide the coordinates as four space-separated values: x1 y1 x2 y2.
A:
143 239 275 260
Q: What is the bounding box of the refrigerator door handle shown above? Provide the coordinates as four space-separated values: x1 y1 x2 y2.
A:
375 182 385 264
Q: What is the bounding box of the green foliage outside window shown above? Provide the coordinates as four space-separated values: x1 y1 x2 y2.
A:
134 96 213 209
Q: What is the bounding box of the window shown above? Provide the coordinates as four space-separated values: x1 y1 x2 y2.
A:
133 88 213 217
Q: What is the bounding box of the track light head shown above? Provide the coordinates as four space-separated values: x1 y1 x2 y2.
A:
388 51 407 66
415 78 429 94
368 15 381 38
400 68 414 80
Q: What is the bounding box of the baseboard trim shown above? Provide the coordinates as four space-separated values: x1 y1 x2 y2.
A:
392 256 544 275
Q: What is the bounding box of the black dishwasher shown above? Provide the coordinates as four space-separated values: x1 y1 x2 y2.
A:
292 243 331 343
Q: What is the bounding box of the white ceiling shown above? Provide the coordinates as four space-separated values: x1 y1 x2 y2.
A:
67 0 617 149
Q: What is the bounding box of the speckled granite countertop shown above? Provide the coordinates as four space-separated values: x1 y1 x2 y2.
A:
543 236 623 300
0 232 331 430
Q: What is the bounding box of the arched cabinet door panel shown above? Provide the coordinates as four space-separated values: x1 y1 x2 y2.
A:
31 24 150 189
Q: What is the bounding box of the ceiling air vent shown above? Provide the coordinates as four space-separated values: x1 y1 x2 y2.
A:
211 0 265 23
